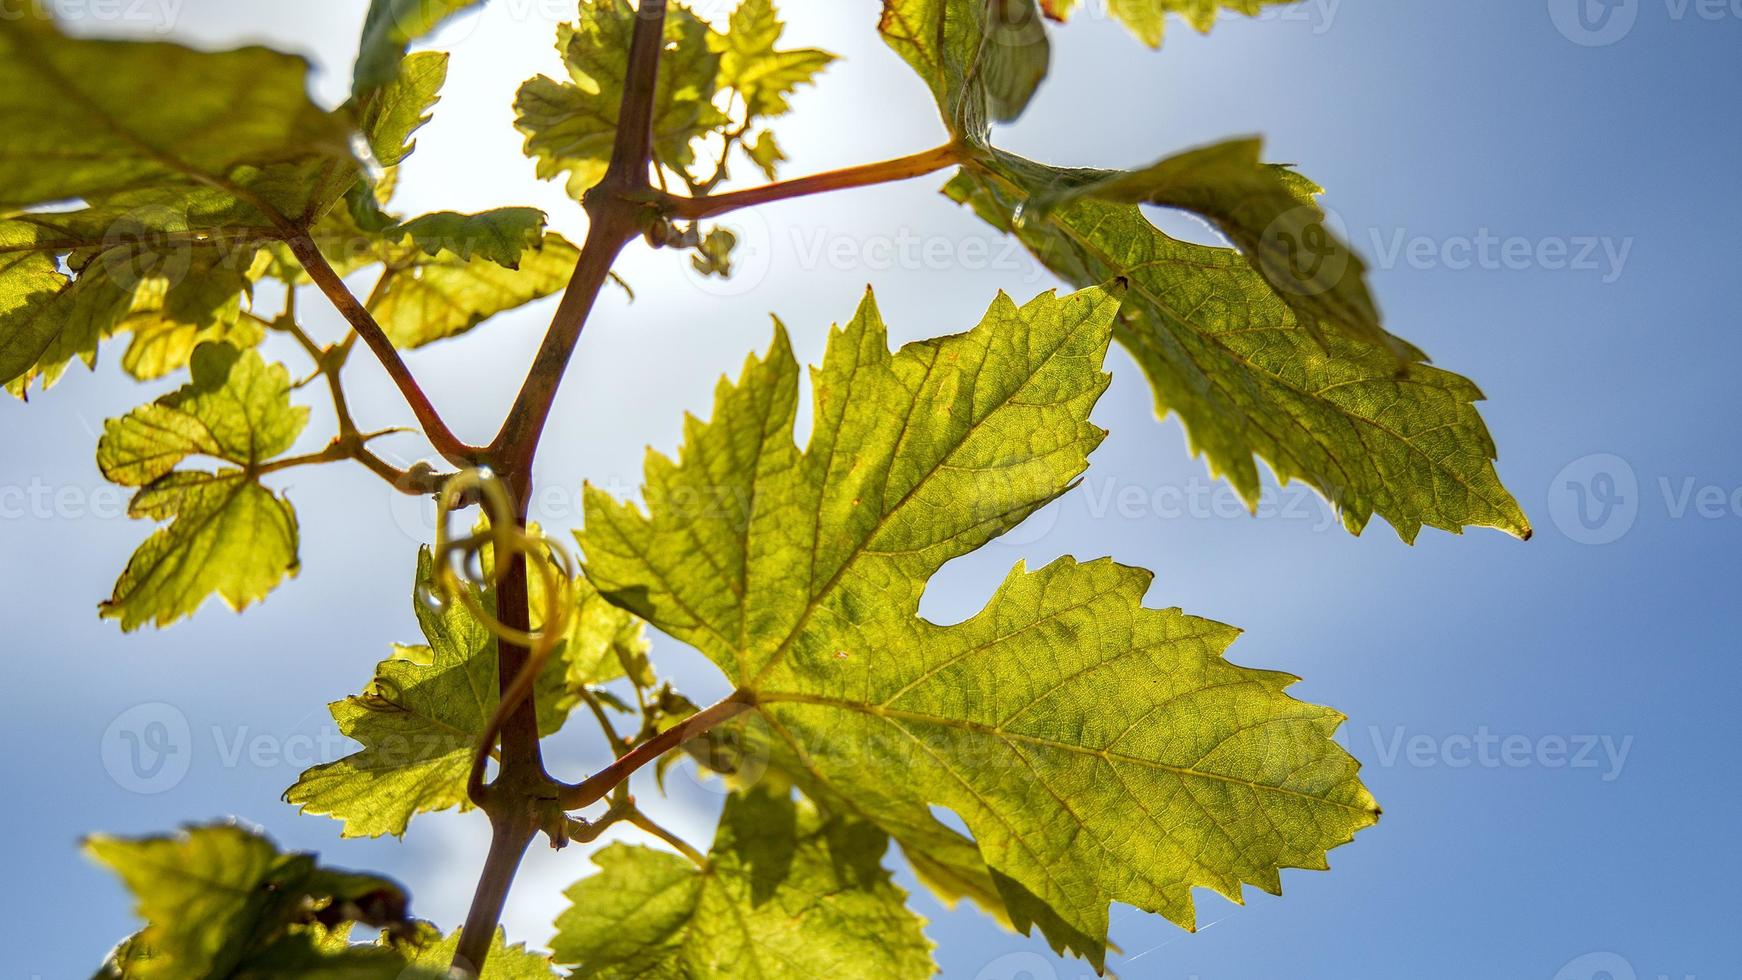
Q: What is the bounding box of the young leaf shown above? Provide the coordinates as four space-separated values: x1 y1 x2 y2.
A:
711 0 836 120
551 786 935 978
97 343 310 629
357 50 450 172
580 287 1378 967
516 0 726 195
518 0 837 194
947 152 1531 541
353 0 483 96
1042 0 1298 47
388 207 549 269
284 549 643 837
87 823 415 979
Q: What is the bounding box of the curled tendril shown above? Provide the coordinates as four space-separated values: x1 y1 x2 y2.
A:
430 468 579 805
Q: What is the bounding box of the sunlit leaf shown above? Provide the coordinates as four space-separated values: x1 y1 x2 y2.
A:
552 786 934 978
87 823 415 979
947 152 1531 541
581 286 1378 967
96 344 309 629
285 549 643 837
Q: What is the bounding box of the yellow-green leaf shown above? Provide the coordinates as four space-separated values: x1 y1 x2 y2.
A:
552 786 934 978
580 286 1378 967
284 549 643 837
946 153 1530 541
371 231 580 348
96 344 309 630
87 823 415 979
712 0 836 120
1041 0 1298 46
515 0 726 196
1030 137 1404 358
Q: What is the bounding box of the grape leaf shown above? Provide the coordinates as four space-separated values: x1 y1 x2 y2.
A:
96 343 309 629
580 286 1378 967
359 51 450 171
1041 0 1297 46
946 152 1531 541
517 0 838 195
0 18 352 214
879 0 1052 133
1026 137 1404 358
516 0 726 195
353 0 484 96
711 0 836 120
744 131 787 180
369 231 581 348
551 786 935 978
87 823 416 979
388 208 549 269
0 18 359 394
410 927 559 978
284 548 643 838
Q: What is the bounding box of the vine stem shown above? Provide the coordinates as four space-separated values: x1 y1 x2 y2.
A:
661 142 965 221
557 693 755 810
286 234 482 468
451 0 670 973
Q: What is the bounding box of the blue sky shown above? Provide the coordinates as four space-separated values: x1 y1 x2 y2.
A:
1 2 1738 978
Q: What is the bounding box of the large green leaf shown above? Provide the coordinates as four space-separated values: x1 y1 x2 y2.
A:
285 549 644 837
1041 0 1298 46
0 18 357 393
580 287 1378 967
87 823 416 979
552 786 934 978
1027 137 1403 357
0 18 352 214
947 152 1530 541
96 344 309 630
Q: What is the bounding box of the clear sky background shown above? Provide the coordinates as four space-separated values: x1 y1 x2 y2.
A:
2 2 1738 978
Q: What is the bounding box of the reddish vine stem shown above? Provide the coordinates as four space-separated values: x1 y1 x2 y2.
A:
556 693 756 810
286 234 482 468
452 0 670 973
661 142 965 221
